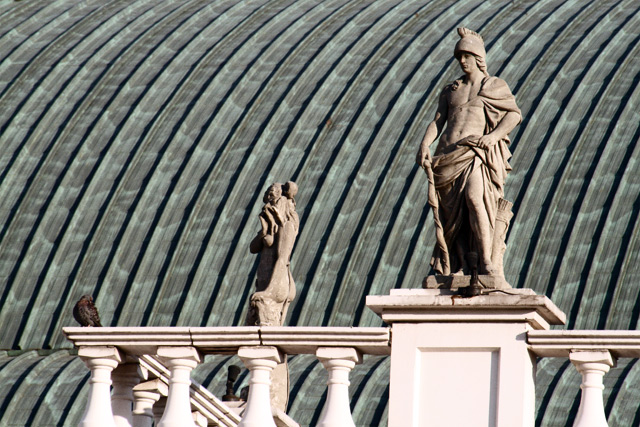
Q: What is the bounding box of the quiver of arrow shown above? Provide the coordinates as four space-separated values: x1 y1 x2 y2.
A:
491 198 514 278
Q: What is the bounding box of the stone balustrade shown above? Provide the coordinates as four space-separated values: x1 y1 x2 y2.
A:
66 324 633 426
528 330 640 427
64 326 391 427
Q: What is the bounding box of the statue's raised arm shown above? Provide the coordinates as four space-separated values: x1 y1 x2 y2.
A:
247 182 299 327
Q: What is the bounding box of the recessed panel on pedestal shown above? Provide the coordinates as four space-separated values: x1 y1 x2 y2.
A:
417 348 499 426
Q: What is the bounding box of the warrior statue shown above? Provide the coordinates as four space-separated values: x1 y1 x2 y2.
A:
416 28 521 278
247 181 299 326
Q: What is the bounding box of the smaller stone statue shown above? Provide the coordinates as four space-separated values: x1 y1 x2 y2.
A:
247 181 299 327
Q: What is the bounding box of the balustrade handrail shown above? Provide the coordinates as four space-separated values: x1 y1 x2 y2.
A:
63 326 392 356
528 329 640 358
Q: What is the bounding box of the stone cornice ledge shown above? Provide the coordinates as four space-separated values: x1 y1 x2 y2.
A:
366 289 566 330
528 330 640 358
63 326 391 356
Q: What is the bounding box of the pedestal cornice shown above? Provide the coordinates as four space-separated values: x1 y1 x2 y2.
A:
366 288 566 330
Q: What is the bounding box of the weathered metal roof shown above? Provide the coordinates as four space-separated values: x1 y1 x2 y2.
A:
1 0 640 425
0 350 88 425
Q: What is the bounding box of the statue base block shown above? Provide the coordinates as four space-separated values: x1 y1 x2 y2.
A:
366 288 566 427
423 274 511 290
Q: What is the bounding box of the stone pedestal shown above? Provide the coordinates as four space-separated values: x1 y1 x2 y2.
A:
366 288 566 427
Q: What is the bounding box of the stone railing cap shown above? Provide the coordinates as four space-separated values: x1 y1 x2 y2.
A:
529 330 640 358
63 326 391 356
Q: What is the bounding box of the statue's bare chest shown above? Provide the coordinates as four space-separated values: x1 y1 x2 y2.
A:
448 81 483 107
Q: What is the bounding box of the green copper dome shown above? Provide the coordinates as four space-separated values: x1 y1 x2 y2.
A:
1 0 640 425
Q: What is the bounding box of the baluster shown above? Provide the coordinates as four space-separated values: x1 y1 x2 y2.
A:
156 347 201 427
153 397 167 426
112 363 142 427
78 346 122 427
570 350 615 427
132 379 167 427
237 346 283 427
316 347 362 427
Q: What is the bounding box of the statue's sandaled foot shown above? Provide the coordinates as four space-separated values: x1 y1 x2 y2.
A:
451 269 465 276
481 264 497 276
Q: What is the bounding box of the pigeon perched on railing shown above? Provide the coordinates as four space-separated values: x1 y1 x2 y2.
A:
73 295 102 327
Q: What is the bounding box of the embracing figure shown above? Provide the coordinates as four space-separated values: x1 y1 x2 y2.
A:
247 181 299 326
416 28 521 277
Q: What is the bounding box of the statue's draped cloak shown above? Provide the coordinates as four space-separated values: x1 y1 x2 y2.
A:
430 76 521 275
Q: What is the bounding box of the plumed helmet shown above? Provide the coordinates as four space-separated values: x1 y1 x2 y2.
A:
454 27 486 59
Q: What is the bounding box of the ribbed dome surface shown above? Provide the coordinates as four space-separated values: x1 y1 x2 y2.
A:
1 0 639 425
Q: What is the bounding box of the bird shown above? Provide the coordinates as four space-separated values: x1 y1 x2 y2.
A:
73 295 102 327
